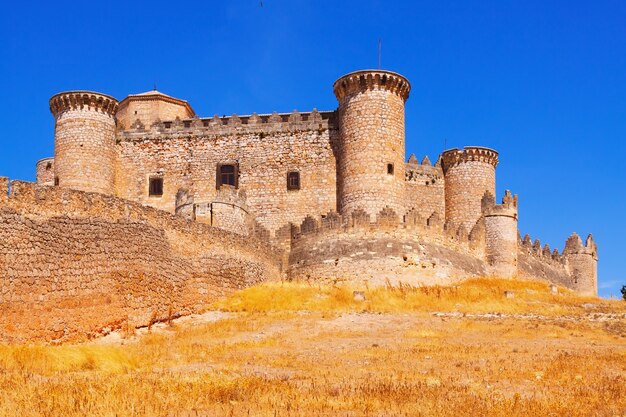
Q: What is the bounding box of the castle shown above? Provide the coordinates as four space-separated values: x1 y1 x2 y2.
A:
0 69 598 342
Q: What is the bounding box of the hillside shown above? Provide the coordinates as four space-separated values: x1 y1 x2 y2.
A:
1 278 624 416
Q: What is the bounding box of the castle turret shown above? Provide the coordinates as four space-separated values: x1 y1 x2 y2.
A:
563 233 598 296
482 190 518 277
49 91 119 194
333 70 411 219
441 146 498 231
35 157 55 186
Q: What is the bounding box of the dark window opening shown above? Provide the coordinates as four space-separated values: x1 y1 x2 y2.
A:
149 177 163 196
387 163 394 175
217 164 238 188
134 110 138 115
45 162 52 170
287 171 300 190
54 177 59 186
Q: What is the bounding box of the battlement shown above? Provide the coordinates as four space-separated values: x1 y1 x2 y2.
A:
290 205 485 256
482 190 518 218
405 154 443 182
563 232 598 258
117 109 336 138
49 91 119 118
333 70 411 102
441 146 499 173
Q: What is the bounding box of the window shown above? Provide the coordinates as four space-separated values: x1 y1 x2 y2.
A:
149 177 163 196
387 163 394 175
287 171 300 190
217 164 238 188
54 177 59 186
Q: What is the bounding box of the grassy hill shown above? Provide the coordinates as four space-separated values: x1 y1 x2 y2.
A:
1 278 625 416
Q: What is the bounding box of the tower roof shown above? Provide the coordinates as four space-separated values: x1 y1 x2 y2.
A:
119 89 195 116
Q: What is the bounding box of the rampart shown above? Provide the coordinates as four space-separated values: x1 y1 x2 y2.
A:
288 206 488 286
0 179 282 343
516 231 597 296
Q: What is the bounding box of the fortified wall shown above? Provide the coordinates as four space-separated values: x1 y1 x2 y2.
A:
0 178 281 342
0 67 599 342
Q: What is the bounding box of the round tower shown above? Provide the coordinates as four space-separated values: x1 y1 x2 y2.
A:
333 70 411 220
482 190 519 277
49 91 119 194
563 233 598 296
35 157 55 186
441 146 498 231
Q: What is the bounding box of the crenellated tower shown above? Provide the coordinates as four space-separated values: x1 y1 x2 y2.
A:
333 70 411 219
563 233 598 296
49 91 119 194
482 190 519 277
441 146 499 231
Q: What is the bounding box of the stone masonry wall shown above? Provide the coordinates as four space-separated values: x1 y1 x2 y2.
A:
288 208 487 286
404 156 445 219
115 111 338 238
0 179 282 343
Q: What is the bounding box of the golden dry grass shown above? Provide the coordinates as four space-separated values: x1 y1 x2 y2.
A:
0 278 625 416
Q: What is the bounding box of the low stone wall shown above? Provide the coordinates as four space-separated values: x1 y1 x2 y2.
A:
0 180 282 343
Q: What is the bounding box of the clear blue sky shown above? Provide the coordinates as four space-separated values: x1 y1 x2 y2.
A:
1 1 624 297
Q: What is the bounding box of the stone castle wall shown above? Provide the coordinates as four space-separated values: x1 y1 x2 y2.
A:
404 156 445 219
516 232 597 296
288 207 487 286
114 110 338 238
0 179 282 343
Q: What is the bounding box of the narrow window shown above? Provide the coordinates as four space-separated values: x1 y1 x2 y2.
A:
149 177 163 196
387 163 394 175
217 164 238 188
287 171 300 190
54 177 59 186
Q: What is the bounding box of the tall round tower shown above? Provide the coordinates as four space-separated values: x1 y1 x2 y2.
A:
333 70 411 220
441 146 499 231
49 91 119 194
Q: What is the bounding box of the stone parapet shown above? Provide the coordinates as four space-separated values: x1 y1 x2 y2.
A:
49 91 118 118
289 206 485 259
441 146 499 173
333 70 411 102
117 109 336 137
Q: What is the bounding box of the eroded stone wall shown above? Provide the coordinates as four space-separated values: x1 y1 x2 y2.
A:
0 180 281 343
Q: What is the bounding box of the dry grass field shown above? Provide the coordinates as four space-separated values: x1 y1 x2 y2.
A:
1 278 625 416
